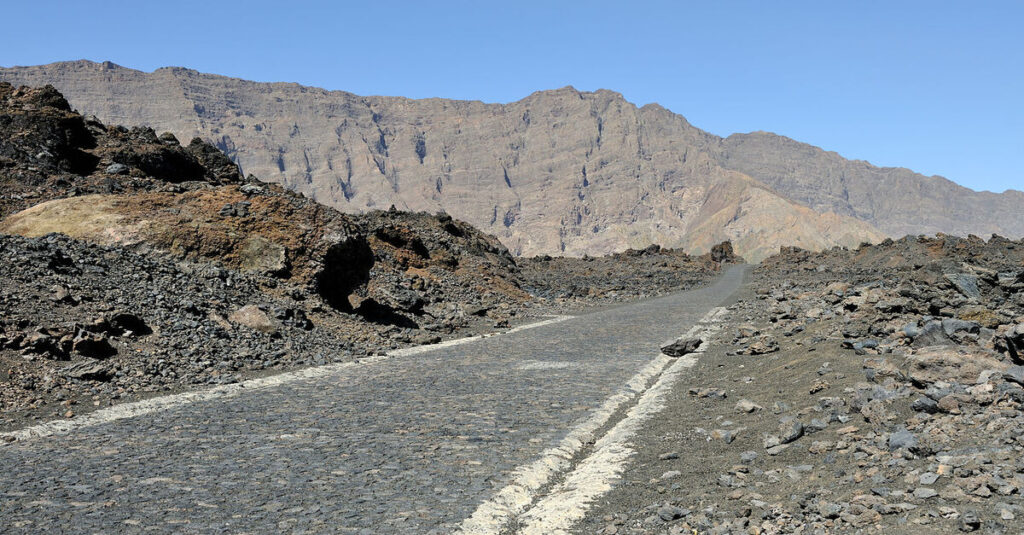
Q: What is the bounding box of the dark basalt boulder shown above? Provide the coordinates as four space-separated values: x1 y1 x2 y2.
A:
661 337 702 357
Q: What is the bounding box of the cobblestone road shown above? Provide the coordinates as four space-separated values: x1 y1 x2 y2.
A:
0 266 747 534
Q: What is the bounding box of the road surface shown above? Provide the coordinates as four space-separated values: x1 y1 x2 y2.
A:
0 265 748 534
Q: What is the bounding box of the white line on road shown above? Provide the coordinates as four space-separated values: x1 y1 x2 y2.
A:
456 306 729 535
0 315 573 444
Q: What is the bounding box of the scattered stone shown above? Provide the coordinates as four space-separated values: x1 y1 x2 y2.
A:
913 321 954 347
817 501 842 519
746 335 779 355
734 399 762 413
911 396 939 414
688 387 727 400
660 471 682 481
778 420 804 444
105 163 129 175
888 428 918 451
710 428 741 444
657 504 688 521
958 510 981 531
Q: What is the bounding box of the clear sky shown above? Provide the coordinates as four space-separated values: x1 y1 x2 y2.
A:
2 1 1021 193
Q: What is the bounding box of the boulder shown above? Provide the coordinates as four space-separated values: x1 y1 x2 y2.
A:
887 428 918 451
20 330 68 360
72 332 116 359
747 335 779 355
238 236 288 276
657 504 688 521
228 305 277 333
63 360 113 381
941 318 980 337
661 337 702 357
996 323 1024 361
105 163 128 175
911 396 939 414
904 347 1006 388
778 420 804 444
945 273 981 300
709 241 737 263
380 287 426 313
1003 365 1024 385
911 320 954 348
735 399 763 413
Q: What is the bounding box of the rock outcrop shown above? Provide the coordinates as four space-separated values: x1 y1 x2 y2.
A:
0 82 242 219
0 61 946 261
0 188 374 309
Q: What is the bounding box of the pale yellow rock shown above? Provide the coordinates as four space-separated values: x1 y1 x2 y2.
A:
228 305 277 333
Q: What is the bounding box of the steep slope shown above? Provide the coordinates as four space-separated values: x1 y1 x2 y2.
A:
0 61 960 259
716 131 1024 238
678 174 885 261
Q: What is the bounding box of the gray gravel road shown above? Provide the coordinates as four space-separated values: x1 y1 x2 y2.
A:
0 266 747 534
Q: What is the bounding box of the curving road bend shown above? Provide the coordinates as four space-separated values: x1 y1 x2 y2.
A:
0 265 748 534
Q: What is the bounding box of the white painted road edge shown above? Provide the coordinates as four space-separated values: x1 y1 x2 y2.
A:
456 306 729 535
0 315 573 443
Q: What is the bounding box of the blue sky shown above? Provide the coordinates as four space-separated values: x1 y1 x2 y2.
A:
2 1 1021 193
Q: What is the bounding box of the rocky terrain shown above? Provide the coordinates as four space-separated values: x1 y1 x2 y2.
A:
521 241 739 304
0 60 926 261
0 83 730 429
2 72 1024 533
578 235 1024 533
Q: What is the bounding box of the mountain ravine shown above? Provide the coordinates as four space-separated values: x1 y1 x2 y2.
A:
2 61 1021 260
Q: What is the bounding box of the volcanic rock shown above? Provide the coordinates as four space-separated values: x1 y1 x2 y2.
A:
661 337 702 357
228 305 277 333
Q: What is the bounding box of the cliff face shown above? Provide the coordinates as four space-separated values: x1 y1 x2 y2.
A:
5 61 1013 260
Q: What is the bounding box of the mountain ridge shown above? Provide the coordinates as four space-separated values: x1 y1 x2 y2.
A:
730 128 1020 194
1 60 1019 260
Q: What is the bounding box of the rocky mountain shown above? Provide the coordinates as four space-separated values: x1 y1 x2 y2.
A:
3 61 1018 259
715 132 1024 239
